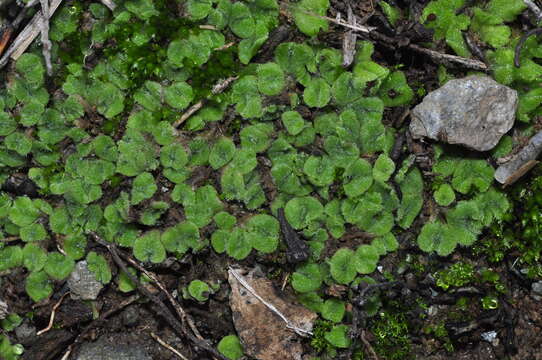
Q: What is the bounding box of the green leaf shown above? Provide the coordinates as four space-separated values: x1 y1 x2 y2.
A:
188 280 212 302
378 71 414 107
229 2 255 38
162 221 201 254
417 222 456 256
230 148 257 174
257 63 285 96
139 201 169 226
284 196 324 229
118 268 137 293
355 244 379 274
134 81 162 111
324 325 351 348
64 234 87 260
0 246 23 271
373 154 395 182
93 135 118 162
275 42 315 78
160 143 188 170
20 223 47 242
343 158 373 198
0 112 17 135
303 155 335 187
304 78 331 108
214 211 237 230
332 72 365 106
245 214 280 253
218 335 244 360
225 228 252 260
293 0 329 36
188 137 211 166
22 243 47 272
164 82 193 110
185 0 213 20
4 132 32 155
434 184 455 206
87 252 112 284
321 298 345 323
125 0 158 20
131 172 157 205
16 54 44 88
232 76 263 119
133 231 166 263
44 252 75 280
240 123 273 152
281 111 305 136
291 263 323 293
9 197 40 227
209 137 236 170
329 248 357 284
25 271 52 302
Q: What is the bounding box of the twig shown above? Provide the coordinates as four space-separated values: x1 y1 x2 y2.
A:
37 292 69 336
514 27 542 67
0 0 63 69
525 0 542 23
123 255 204 340
360 330 380 360
342 5 357 68
150 332 189 360
408 43 488 71
228 266 313 337
90 233 228 360
39 0 53 75
99 0 116 11
173 76 238 129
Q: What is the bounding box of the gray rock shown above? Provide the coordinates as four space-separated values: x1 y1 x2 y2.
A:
68 261 103 300
410 75 518 151
531 281 542 296
15 322 36 344
76 337 151 360
495 130 542 185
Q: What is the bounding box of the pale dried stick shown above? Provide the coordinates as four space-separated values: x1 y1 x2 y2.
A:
39 0 53 75
100 0 116 11
37 292 69 336
151 332 189 360
124 256 203 340
0 0 63 67
228 267 313 337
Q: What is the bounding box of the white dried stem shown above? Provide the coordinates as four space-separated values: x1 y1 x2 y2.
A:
39 0 52 75
99 0 116 11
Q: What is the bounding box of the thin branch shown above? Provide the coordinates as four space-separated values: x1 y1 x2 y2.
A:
525 0 542 23
408 43 488 71
360 330 380 360
123 256 204 340
173 76 238 130
0 0 63 69
99 0 116 11
150 332 189 360
90 233 228 360
37 292 69 336
514 27 542 67
228 267 313 337
39 0 53 75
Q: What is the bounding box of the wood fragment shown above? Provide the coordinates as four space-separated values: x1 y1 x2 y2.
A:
37 292 69 336
524 0 542 23
0 0 62 68
360 330 380 360
150 332 189 360
99 0 116 11
342 5 357 68
173 76 238 130
408 43 488 71
39 0 53 75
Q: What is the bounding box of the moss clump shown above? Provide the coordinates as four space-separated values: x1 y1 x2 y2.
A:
370 307 412 360
435 262 475 290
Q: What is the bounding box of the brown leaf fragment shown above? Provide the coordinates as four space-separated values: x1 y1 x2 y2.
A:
228 267 317 360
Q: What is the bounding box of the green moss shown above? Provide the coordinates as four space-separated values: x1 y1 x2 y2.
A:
370 306 412 360
435 262 475 290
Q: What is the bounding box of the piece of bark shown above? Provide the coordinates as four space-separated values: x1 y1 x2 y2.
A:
277 208 309 263
495 130 542 185
228 267 317 360
342 5 357 68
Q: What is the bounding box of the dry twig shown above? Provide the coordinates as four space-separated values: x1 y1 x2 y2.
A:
407 44 488 71
150 332 189 360
342 5 357 68
39 0 53 75
173 76 238 129
360 330 380 360
525 0 542 23
91 233 228 360
0 0 63 68
99 0 116 11
37 292 69 336
514 27 542 67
